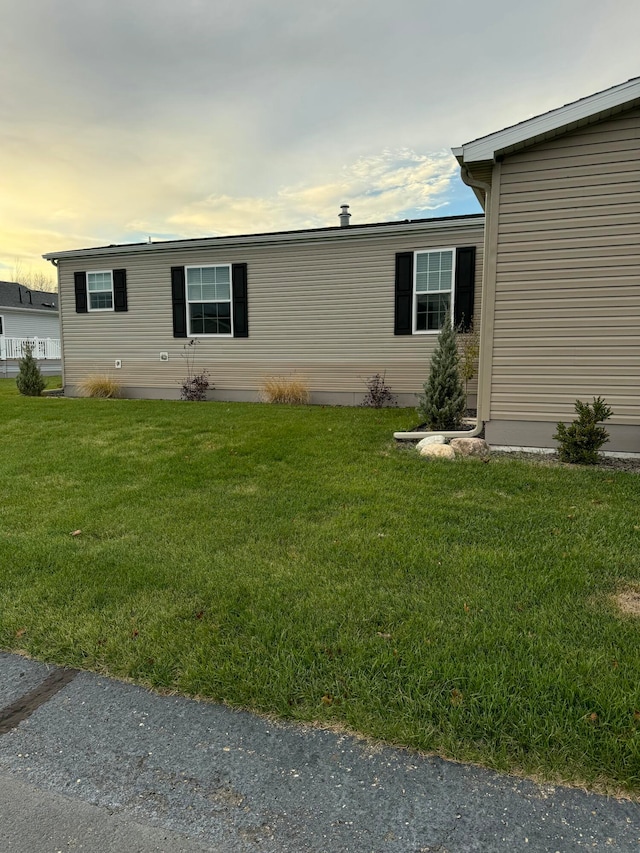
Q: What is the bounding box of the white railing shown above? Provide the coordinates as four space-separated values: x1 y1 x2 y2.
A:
0 336 61 360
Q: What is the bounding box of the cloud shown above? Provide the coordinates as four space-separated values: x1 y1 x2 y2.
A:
1 145 463 278
2 0 640 280
158 148 459 237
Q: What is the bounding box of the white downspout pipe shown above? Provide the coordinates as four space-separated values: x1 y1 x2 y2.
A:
46 257 65 391
394 166 491 441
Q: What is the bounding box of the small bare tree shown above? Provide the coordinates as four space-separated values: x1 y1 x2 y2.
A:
12 259 58 293
457 319 480 400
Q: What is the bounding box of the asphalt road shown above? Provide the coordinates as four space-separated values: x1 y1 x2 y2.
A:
0 651 638 852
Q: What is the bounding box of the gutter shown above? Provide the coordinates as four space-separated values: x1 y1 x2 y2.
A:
394 166 491 442
42 215 485 263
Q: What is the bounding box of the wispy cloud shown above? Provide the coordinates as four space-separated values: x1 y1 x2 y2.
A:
2 0 639 280
152 149 459 237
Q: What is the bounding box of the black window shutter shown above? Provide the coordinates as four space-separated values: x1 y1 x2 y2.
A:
232 263 248 338
171 266 187 338
113 269 128 312
74 271 88 313
394 252 413 335
454 246 476 332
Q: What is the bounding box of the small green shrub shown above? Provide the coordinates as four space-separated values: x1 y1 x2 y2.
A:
361 372 397 408
417 314 466 430
16 344 46 396
553 397 613 464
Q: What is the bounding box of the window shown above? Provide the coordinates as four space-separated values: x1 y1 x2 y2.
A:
87 271 114 311
413 249 455 332
186 265 232 336
0 316 3 335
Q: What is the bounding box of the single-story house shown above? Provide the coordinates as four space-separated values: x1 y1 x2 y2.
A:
0 282 61 377
43 75 640 453
42 214 485 407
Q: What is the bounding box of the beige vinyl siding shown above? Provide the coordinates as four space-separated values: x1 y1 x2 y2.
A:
57 223 484 401
490 105 640 426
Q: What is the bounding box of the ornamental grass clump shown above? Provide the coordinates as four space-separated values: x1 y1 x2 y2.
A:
15 344 46 397
417 314 466 430
553 396 613 464
261 375 310 405
77 374 121 398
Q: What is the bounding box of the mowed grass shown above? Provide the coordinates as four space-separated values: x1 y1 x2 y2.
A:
1 379 639 793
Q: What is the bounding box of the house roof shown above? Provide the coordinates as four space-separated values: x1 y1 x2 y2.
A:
453 76 640 165
42 213 485 262
0 281 58 312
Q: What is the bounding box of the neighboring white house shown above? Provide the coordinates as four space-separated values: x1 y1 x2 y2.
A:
0 281 61 376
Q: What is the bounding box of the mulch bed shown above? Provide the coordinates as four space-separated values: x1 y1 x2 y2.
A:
490 450 640 474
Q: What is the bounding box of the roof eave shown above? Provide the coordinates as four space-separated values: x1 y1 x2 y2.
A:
0 305 58 315
43 215 485 262
456 76 640 166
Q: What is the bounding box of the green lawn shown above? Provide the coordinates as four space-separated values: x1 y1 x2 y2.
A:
1 378 639 793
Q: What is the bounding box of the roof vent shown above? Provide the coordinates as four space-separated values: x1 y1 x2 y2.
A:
339 204 351 227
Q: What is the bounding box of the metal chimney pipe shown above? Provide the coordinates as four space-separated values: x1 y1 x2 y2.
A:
339 204 351 227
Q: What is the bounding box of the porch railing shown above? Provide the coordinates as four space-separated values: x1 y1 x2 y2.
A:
0 336 61 360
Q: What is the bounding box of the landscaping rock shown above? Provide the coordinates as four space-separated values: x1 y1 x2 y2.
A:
419 443 456 460
449 437 491 459
416 435 446 450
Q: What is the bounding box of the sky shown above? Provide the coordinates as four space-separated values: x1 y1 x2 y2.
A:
1 0 639 286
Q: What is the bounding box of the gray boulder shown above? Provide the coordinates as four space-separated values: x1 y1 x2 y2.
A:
449 437 491 459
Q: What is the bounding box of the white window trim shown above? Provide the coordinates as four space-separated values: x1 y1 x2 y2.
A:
412 247 456 335
87 270 114 312
185 263 233 338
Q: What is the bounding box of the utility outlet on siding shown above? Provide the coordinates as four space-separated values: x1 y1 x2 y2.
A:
159 352 169 361
114 359 122 369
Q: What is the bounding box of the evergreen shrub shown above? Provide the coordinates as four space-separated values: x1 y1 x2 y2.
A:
553 397 613 464
417 315 466 430
16 344 46 396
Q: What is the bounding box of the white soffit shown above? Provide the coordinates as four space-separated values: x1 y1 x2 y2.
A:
455 76 640 165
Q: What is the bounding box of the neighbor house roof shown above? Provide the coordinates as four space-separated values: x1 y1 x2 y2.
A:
0 281 58 312
42 213 485 262
453 76 640 165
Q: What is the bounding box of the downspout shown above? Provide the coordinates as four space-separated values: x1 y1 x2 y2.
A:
46 257 64 391
394 165 491 441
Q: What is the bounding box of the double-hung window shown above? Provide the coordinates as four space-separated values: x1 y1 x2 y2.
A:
414 249 455 332
186 265 232 336
87 271 114 311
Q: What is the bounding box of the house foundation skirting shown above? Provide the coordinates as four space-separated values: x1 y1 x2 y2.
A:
63 384 426 408
486 419 640 455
